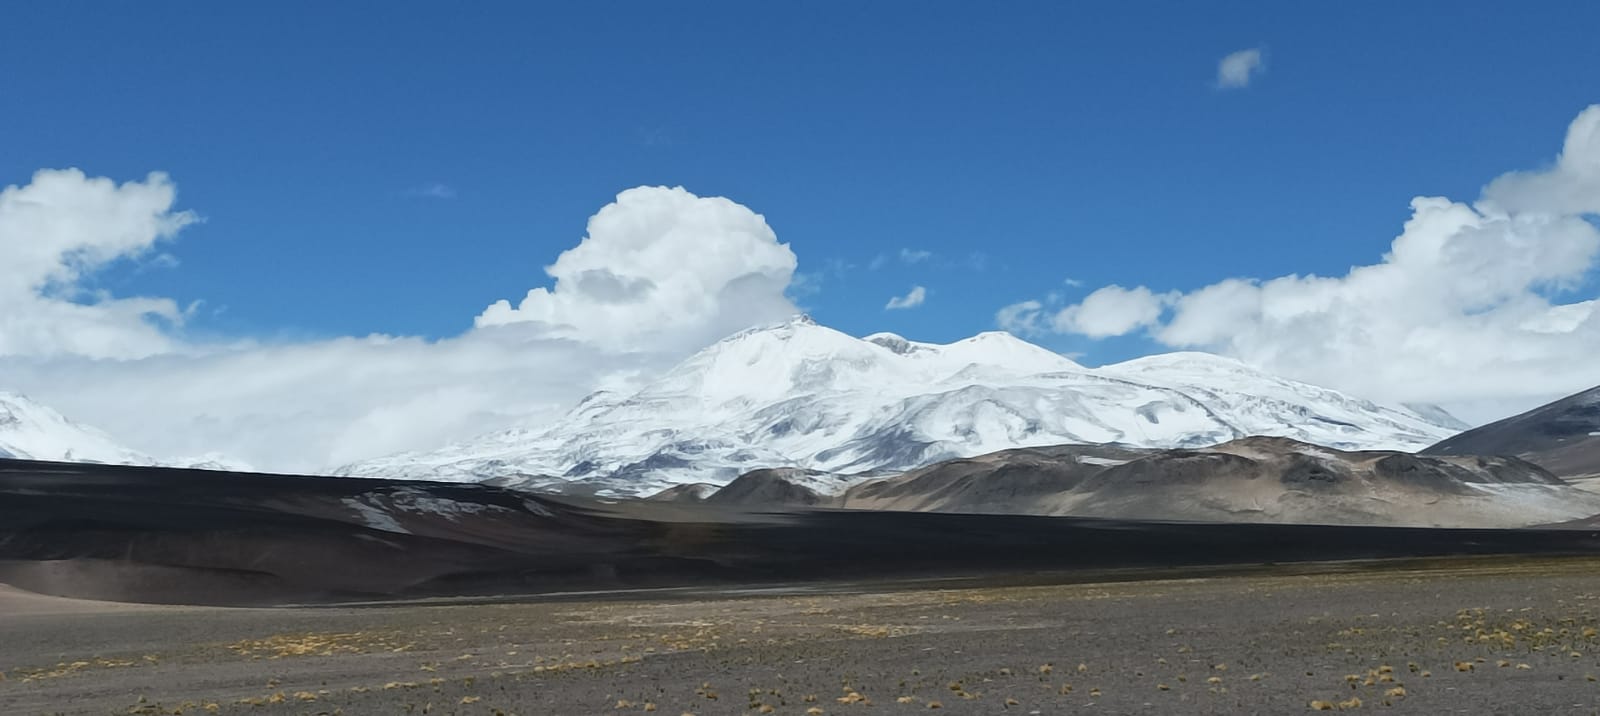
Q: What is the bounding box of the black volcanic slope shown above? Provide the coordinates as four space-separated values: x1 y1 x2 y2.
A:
5 458 1600 606
1426 385 1600 478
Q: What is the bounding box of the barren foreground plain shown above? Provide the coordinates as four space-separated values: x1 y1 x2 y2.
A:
7 557 1600 715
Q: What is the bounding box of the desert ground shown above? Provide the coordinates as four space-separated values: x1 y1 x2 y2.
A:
7 557 1600 715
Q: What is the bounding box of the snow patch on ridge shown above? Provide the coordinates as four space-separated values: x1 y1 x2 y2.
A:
342 497 411 534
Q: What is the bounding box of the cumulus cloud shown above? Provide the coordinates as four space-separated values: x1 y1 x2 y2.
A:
1052 285 1172 338
1482 108 1600 216
885 285 928 310
1013 105 1600 422
0 169 196 359
1216 48 1264 89
475 186 799 352
0 176 802 470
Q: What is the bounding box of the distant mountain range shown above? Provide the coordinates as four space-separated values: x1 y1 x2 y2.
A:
8 458 1598 605
650 435 1599 528
0 392 251 472
338 315 1464 495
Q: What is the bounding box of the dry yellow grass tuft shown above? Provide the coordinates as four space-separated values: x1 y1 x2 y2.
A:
1453 661 1474 672
225 631 409 659
1338 697 1362 709
1310 700 1336 711
897 696 917 704
1385 687 1406 698
926 701 942 709
461 696 481 704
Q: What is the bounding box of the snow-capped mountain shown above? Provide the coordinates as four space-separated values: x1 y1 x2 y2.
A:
0 391 156 465
339 315 1463 496
0 391 254 471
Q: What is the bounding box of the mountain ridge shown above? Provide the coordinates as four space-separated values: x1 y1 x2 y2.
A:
1425 385 1600 480
340 315 1465 495
658 435 1596 528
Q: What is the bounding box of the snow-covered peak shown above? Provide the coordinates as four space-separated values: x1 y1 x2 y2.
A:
1102 351 1257 376
171 453 259 473
0 391 254 471
644 315 893 406
341 319 1464 496
0 392 156 465
930 331 1085 375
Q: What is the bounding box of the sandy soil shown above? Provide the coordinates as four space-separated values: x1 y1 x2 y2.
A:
7 557 1600 714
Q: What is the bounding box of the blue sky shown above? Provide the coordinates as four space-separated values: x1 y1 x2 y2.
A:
3 1 1598 367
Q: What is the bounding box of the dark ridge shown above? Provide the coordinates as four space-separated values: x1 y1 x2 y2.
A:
1425 385 1600 478
6 458 1600 607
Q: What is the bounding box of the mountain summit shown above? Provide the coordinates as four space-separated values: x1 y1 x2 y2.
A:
339 318 1462 495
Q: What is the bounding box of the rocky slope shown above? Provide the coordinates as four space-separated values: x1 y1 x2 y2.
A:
341 316 1462 496
1425 385 1600 482
657 436 1599 528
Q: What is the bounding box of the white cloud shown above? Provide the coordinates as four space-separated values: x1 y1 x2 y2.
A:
0 176 802 471
899 248 933 263
995 299 1046 335
1481 108 1600 216
406 182 457 199
885 285 928 310
869 249 935 270
1017 105 1600 422
475 186 798 353
1216 48 1264 89
0 169 196 359
1053 285 1172 338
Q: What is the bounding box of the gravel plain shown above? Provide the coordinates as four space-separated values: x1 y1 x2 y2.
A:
7 557 1600 715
